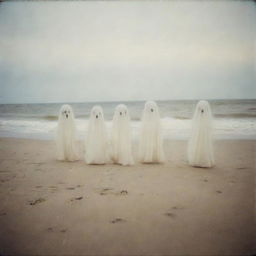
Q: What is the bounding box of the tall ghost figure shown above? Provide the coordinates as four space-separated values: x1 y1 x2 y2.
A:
188 100 215 168
56 104 79 161
111 104 134 166
139 101 165 163
85 106 109 164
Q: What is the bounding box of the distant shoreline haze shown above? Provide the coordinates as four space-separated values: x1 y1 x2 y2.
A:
1 98 256 106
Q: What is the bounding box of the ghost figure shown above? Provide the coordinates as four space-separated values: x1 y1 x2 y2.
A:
111 104 134 166
139 101 165 163
85 106 109 164
188 100 215 168
56 104 79 161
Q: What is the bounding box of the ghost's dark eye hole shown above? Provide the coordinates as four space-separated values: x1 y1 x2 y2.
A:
201 109 204 113
151 108 154 112
120 112 122 115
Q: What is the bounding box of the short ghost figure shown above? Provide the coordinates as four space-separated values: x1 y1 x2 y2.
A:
85 106 109 164
56 104 79 161
111 104 134 166
139 101 165 163
188 100 215 168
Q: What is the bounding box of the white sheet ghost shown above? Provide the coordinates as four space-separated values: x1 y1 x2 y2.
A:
111 104 134 166
85 106 109 164
188 100 215 168
138 101 165 163
56 104 79 161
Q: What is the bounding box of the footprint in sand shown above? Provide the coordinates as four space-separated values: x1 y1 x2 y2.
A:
110 218 126 224
29 198 46 205
120 190 128 195
165 205 185 217
66 185 82 190
66 187 76 190
0 212 7 216
70 196 83 202
99 188 128 196
216 190 222 194
203 179 208 182
164 212 176 218
47 227 67 233
99 188 113 195
103 188 112 191
172 206 184 210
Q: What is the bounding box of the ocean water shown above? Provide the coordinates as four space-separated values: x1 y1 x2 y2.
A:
0 99 255 140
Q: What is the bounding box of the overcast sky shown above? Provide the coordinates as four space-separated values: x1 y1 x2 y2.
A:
0 1 255 104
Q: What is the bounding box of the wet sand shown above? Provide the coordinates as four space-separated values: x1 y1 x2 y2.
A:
0 137 255 255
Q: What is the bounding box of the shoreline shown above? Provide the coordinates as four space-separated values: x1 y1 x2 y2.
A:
0 133 255 141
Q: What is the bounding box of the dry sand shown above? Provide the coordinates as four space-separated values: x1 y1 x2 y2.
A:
0 137 255 255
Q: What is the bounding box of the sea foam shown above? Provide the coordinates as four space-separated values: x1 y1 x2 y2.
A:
0 117 255 140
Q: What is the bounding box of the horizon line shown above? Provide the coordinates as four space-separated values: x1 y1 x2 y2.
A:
0 98 255 105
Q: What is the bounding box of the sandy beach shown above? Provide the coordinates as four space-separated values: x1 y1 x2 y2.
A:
0 137 255 255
